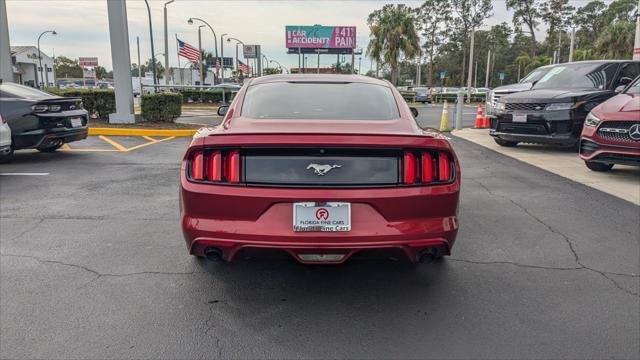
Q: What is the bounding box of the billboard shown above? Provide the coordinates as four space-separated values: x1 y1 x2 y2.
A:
286 26 356 49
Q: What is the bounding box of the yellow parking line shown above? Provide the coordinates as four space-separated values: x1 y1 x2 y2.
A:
89 128 197 137
142 136 158 142
124 136 175 152
61 143 71 150
98 135 128 152
60 148 119 152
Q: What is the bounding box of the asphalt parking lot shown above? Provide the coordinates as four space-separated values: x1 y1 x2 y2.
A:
1 123 638 358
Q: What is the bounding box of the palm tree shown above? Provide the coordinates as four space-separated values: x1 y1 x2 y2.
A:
367 4 420 86
595 20 635 59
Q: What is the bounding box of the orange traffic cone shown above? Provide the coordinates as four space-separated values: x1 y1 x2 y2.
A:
482 112 490 129
474 104 484 129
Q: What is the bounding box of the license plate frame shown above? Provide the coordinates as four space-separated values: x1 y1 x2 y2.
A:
70 117 83 128
293 202 351 232
512 114 528 123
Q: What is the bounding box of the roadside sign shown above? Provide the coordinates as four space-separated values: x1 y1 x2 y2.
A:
498 71 505 80
285 25 356 49
440 71 447 79
243 45 260 59
79 57 98 67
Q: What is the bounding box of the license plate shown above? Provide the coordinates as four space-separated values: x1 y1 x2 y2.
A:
70 117 83 127
513 114 527 123
293 202 351 232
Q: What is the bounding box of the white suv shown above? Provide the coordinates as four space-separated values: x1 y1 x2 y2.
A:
0 114 12 162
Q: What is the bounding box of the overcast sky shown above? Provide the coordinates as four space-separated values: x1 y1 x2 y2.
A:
5 0 588 73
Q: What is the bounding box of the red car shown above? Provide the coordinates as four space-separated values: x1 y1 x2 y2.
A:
579 76 640 171
180 75 460 264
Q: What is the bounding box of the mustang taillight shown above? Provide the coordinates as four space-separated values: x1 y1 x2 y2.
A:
403 150 453 185
189 149 241 183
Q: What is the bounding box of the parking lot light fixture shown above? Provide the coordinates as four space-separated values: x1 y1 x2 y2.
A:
143 0 157 85
36 30 56 89
187 17 218 81
227 37 245 72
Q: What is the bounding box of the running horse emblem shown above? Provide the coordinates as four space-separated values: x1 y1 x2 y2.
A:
306 163 342 176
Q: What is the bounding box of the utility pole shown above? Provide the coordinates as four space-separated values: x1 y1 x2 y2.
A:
556 29 562 64
416 48 421 86
317 48 320 74
466 29 475 102
474 60 478 88
198 25 204 85
569 28 575 62
137 36 141 94
484 49 490 88
220 33 227 83
163 0 174 85
633 11 640 61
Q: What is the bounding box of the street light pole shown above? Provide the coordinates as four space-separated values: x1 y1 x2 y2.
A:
227 37 244 75
37 30 56 88
163 0 174 85
220 33 227 83
466 28 475 102
143 0 157 85
262 54 268 73
197 25 205 85
188 18 218 83
270 60 288 74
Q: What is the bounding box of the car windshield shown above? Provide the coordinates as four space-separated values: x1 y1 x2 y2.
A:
532 63 613 90
0 83 54 99
625 77 640 94
520 68 549 83
242 82 400 120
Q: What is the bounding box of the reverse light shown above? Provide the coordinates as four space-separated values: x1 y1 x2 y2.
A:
545 102 574 111
584 112 601 127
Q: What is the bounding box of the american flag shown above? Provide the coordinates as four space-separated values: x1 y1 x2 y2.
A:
238 60 250 75
177 39 200 63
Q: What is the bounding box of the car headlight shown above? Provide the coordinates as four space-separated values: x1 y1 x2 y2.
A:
545 102 574 111
584 112 601 127
31 104 49 113
494 101 505 113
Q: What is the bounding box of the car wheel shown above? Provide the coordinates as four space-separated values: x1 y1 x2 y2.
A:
38 143 63 153
494 138 518 147
0 147 13 163
585 161 613 172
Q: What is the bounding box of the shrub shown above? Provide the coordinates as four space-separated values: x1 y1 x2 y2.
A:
141 93 182 122
46 88 116 119
178 89 235 104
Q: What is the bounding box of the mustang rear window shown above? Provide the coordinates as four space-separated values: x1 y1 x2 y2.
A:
241 82 400 120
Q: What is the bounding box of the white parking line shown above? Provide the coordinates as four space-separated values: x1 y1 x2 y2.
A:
0 173 50 176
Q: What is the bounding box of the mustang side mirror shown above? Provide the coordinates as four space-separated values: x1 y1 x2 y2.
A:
410 107 419 118
217 105 229 117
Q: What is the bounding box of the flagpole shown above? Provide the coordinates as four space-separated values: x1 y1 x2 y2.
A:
175 34 181 84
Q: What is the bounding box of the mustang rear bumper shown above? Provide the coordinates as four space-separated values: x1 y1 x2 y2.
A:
180 180 460 264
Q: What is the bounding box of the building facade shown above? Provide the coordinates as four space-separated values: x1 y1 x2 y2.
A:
10 46 56 87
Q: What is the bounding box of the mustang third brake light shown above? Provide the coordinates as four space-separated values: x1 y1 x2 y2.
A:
403 150 453 185
189 150 241 183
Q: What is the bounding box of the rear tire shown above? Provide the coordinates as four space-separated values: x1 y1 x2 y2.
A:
494 138 518 147
585 161 613 172
38 143 63 153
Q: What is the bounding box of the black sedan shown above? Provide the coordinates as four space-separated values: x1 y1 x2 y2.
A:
0 82 88 152
490 60 640 147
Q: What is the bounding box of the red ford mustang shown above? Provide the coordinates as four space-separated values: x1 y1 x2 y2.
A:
579 76 640 171
180 74 460 264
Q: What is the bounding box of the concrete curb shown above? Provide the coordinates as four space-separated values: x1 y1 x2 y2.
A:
88 128 197 137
